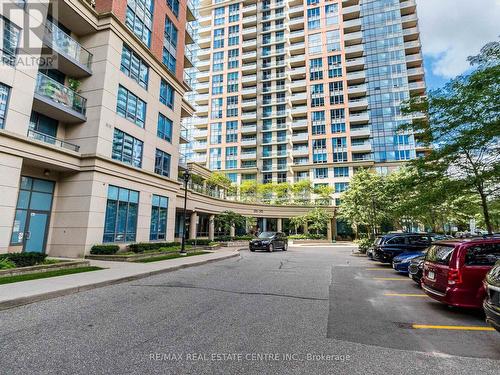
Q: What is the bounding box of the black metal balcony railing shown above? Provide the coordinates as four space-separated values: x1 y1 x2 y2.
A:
27 129 80 152
35 73 87 116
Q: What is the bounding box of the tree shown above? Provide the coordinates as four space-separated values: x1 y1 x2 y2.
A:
214 210 246 235
402 40 500 233
306 207 333 235
292 179 312 204
289 214 308 234
240 180 258 202
338 169 392 237
257 183 274 203
314 184 334 205
273 182 291 205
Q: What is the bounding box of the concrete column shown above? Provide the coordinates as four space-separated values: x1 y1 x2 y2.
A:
277 218 282 232
331 216 337 242
230 225 235 237
189 212 198 240
303 222 309 234
262 218 267 232
0 154 22 253
208 214 215 241
327 219 333 242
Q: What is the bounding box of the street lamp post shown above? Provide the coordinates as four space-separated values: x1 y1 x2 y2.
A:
180 170 191 256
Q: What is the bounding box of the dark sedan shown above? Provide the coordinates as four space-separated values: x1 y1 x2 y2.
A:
408 254 425 285
249 232 288 252
484 261 500 332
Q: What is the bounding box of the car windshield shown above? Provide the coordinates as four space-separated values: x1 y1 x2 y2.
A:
258 232 276 239
426 244 455 265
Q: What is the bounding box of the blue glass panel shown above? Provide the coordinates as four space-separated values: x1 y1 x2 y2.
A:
29 192 52 211
152 194 160 207
20 176 32 190
32 179 54 193
118 188 129 202
108 185 118 200
10 209 27 244
17 191 30 209
129 191 139 203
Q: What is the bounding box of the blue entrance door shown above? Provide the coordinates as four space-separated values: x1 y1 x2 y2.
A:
25 212 49 253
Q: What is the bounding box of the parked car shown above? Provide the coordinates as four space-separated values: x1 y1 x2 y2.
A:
422 238 500 308
483 261 500 332
373 233 432 264
249 232 288 252
408 255 426 285
393 250 427 274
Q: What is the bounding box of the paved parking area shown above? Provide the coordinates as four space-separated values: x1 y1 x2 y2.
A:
328 254 500 359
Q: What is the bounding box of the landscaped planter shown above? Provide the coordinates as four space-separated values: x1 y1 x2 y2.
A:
0 260 90 277
218 241 250 247
87 248 214 262
289 239 331 245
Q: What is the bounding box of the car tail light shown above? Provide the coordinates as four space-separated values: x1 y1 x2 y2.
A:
448 268 462 285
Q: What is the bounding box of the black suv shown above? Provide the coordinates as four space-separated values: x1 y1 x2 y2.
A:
373 233 432 263
249 232 288 252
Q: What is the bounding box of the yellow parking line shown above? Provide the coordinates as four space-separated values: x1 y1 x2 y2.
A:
384 293 428 297
412 324 495 331
373 277 412 281
365 268 392 271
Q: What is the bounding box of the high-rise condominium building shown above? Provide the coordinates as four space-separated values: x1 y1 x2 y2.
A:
191 0 426 204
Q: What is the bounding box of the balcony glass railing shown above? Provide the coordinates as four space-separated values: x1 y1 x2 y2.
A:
45 19 92 68
27 129 80 152
35 73 87 116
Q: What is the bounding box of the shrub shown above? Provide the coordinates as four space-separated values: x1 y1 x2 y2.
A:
288 234 326 240
127 242 180 253
354 238 374 254
90 245 120 255
214 235 254 242
0 258 16 270
0 252 47 267
186 239 212 246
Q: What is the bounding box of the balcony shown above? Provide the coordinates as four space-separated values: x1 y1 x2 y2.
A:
401 13 418 28
406 53 424 68
346 57 365 71
292 119 308 128
348 84 367 97
407 66 425 80
351 142 372 152
241 138 257 146
344 31 363 46
242 112 257 121
27 129 80 152
343 18 362 33
350 126 371 137
409 81 426 95
346 70 366 84
403 27 420 41
191 154 207 164
292 106 307 116
43 19 92 77
292 148 309 156
33 73 87 123
192 142 207 151
242 99 257 109
348 98 369 110
192 129 207 139
349 112 369 124
241 124 257 133
292 133 308 142
240 151 257 160
345 44 364 58
342 4 361 19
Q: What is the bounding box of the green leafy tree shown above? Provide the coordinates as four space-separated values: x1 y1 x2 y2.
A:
292 179 312 204
306 207 333 235
240 180 259 202
314 184 334 205
273 182 291 205
215 210 246 235
289 214 308 234
402 40 500 233
258 183 274 203
338 169 392 237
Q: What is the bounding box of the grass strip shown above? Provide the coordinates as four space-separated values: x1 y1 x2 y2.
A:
135 251 210 263
0 266 103 285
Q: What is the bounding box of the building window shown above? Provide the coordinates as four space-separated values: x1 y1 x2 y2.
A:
325 3 339 26
162 50 176 74
112 128 143 168
166 0 180 18
1 17 20 66
120 44 149 89
226 121 238 143
209 148 222 170
213 51 224 71
103 185 139 243
163 17 178 74
125 0 153 47
228 3 239 22
116 85 146 128
213 28 224 49
307 7 321 29
155 149 171 177
0 83 10 128
228 25 239 46
214 6 225 26
157 113 172 143
160 79 175 109
309 58 323 80
150 194 169 241
328 55 342 78
314 168 328 179
334 167 349 177
335 182 349 193
212 74 224 95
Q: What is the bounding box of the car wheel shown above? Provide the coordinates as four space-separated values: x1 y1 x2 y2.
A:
250 248 255 252
268 244 274 252
283 242 288 251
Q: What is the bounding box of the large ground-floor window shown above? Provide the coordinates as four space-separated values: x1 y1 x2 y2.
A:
149 194 168 241
103 185 139 243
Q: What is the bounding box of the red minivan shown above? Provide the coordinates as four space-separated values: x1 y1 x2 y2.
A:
422 238 500 308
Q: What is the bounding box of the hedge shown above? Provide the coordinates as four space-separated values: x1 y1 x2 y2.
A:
0 252 47 267
185 239 213 246
214 235 254 242
288 234 326 240
127 242 180 253
90 245 120 255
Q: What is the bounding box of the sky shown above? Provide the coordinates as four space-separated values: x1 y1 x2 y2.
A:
416 0 500 89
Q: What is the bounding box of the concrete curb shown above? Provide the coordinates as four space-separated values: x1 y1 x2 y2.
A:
0 252 240 311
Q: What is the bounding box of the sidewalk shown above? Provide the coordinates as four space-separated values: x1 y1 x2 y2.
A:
0 248 240 311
